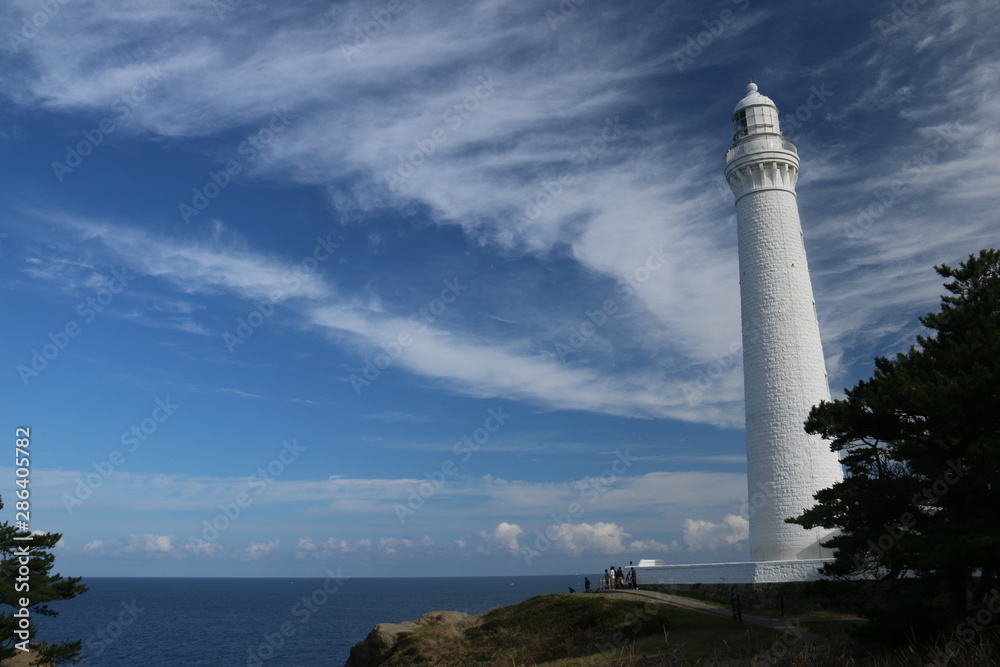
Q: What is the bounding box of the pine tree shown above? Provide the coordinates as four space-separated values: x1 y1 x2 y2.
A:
0 497 88 665
790 249 1000 629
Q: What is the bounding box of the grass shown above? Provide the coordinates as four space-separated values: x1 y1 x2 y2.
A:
383 593 785 666
798 618 867 642
373 590 1000 666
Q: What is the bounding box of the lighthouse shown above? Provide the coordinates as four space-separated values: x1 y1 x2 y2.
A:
723 83 844 563
636 84 843 582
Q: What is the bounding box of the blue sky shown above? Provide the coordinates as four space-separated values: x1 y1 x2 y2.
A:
1 0 996 578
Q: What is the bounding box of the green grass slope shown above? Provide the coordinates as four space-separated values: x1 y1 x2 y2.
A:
382 593 784 665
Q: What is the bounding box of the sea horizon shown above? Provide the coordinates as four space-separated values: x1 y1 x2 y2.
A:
33 574 588 666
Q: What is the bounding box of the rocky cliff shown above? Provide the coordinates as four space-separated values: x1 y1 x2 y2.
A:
344 610 470 667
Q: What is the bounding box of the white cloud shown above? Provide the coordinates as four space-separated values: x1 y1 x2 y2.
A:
18 212 743 426
20 464 749 555
518 521 678 559
58 217 332 303
682 515 749 551
82 539 104 552
295 536 351 560
376 536 431 555
116 533 178 555
628 538 681 554
2 0 752 426
479 522 524 553
186 538 224 558
549 521 632 556
241 539 281 561
4 0 999 433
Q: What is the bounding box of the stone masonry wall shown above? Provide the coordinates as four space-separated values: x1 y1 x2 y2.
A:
736 186 844 562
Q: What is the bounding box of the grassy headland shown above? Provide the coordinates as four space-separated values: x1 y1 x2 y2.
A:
376 592 786 665
348 587 1000 666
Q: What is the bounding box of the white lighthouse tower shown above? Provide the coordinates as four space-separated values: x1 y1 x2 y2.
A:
637 83 843 583
724 83 843 564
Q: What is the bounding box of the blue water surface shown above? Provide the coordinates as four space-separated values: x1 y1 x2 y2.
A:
33 574 586 666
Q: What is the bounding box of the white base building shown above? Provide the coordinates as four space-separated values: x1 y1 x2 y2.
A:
636 559 829 584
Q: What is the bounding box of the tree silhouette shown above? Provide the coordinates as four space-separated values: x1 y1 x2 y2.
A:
790 249 1000 631
0 496 88 665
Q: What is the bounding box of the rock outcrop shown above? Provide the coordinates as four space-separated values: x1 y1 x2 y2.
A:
344 610 469 667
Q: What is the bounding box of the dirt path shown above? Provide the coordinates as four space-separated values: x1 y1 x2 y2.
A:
596 588 827 647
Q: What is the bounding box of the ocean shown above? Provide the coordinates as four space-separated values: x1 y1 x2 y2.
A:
32 575 587 666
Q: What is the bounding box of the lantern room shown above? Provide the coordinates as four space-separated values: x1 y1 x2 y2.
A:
732 82 781 143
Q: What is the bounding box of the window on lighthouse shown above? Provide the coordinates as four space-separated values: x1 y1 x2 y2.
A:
733 109 749 141
754 106 777 132
735 106 779 142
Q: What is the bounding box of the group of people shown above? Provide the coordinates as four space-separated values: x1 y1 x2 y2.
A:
584 562 639 591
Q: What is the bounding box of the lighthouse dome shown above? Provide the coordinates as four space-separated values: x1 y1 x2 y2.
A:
733 82 775 113
731 82 781 143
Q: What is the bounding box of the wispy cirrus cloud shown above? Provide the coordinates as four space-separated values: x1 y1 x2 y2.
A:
8 0 996 425
16 210 744 424
5 0 998 582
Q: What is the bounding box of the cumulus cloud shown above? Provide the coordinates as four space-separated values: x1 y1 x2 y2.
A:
240 539 281 561
520 521 655 560
377 536 432 555
479 522 524 552
295 536 351 559
82 539 105 552
550 522 633 556
628 538 681 554
116 533 178 555
682 515 749 551
186 538 225 558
